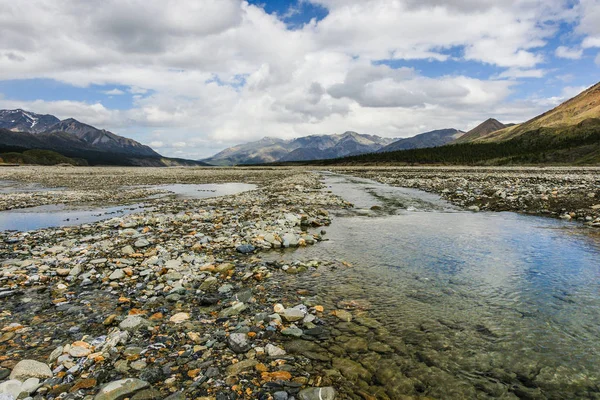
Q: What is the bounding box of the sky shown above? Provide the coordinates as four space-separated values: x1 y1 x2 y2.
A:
0 0 599 159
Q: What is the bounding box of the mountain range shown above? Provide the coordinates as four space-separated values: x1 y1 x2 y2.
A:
202 132 397 165
377 128 465 153
0 109 206 166
305 81 600 165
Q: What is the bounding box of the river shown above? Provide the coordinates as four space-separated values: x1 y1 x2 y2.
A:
266 173 600 399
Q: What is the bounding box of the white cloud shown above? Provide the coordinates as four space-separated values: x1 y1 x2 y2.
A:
0 0 585 159
149 141 164 148
555 46 583 59
102 88 125 95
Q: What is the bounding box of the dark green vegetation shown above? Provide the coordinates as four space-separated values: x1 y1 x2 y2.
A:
0 142 209 167
299 119 600 166
0 149 87 166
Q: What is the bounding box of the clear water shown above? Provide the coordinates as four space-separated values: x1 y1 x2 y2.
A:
266 173 600 399
0 182 257 232
0 203 149 231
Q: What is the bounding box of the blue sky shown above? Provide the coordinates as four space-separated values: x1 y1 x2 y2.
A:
0 0 599 159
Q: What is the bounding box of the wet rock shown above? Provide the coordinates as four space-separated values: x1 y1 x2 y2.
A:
169 312 190 324
298 387 336 400
332 357 372 381
332 309 352 322
279 308 306 322
236 244 255 254
94 378 150 400
9 360 52 382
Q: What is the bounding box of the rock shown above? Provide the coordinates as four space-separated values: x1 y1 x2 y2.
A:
467 205 480 212
20 378 40 395
236 244 255 254
200 276 218 291
134 238 150 248
226 359 257 376
298 387 336 400
228 333 251 353
122 245 135 255
131 388 162 400
94 378 150 400
282 233 298 248
266 344 286 357
273 391 289 400
169 313 190 324
109 269 125 280
219 302 247 317
139 368 165 384
333 357 372 381
278 308 305 322
69 343 92 357
0 380 21 398
332 310 352 322
9 360 52 382
0 369 10 381
341 336 368 353
281 326 303 337
119 315 148 332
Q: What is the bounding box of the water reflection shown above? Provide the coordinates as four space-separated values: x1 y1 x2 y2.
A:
266 174 600 398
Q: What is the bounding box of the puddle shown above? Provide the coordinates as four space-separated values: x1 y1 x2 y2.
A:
0 182 258 232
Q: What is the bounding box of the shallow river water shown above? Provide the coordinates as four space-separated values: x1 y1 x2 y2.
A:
267 173 600 399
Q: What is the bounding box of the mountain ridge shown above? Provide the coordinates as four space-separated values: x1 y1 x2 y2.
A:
378 129 465 152
0 109 207 166
202 131 396 165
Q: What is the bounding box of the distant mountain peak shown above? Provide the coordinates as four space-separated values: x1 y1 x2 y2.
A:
453 119 506 144
378 128 463 153
0 108 160 158
202 131 396 165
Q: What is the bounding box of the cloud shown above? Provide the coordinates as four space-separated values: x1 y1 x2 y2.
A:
596 53 600 66
0 0 586 159
149 141 164 148
102 88 125 95
555 46 583 59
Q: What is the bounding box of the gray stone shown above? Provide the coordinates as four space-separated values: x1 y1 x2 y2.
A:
281 326 303 337
199 276 218 291
109 269 124 280
119 315 148 332
266 344 286 357
298 387 336 400
134 238 150 248
279 308 305 322
228 333 251 353
9 360 52 382
94 378 150 400
273 391 289 400
226 359 257 376
236 244 255 254
0 380 21 398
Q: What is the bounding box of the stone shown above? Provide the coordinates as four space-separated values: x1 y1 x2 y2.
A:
226 359 257 376
119 315 148 331
273 391 289 400
332 310 352 322
282 233 298 248
169 313 190 324
134 238 150 248
333 358 372 381
109 269 125 280
94 378 150 400
228 333 251 353
0 380 22 398
236 244 255 254
219 302 247 317
200 277 218 291
9 360 52 382
281 326 303 337
278 308 305 322
20 378 40 395
69 344 91 358
298 387 336 400
266 344 286 357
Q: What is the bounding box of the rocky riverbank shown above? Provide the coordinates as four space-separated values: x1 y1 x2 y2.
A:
0 169 360 400
332 166 600 226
